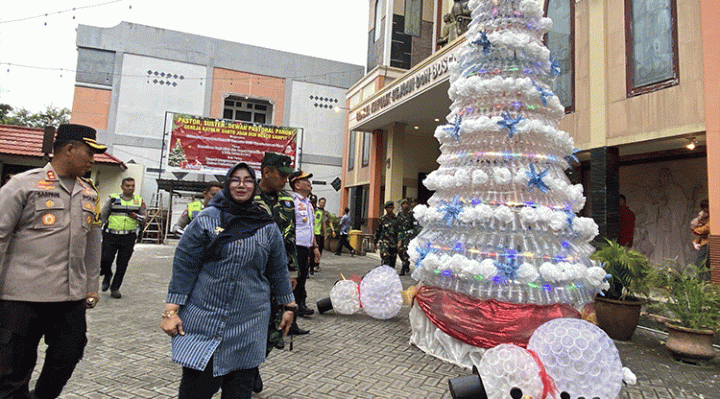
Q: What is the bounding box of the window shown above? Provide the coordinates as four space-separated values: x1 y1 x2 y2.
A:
375 0 385 42
625 0 678 96
404 0 422 36
348 131 356 170
223 97 273 124
545 0 574 111
361 132 371 166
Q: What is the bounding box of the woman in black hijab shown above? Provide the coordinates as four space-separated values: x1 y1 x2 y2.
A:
161 163 296 399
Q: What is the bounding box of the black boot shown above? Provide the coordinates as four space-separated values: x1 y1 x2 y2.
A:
289 322 309 335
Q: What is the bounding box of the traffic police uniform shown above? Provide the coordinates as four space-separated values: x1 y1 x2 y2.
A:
171 199 203 234
0 124 105 398
100 192 144 294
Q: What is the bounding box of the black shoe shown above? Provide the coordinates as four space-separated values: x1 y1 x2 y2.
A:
253 372 263 393
399 271 406 276
334 252 341 256
297 305 315 317
351 250 355 257
110 290 122 299
289 324 309 335
288 265 298 272
101 280 110 292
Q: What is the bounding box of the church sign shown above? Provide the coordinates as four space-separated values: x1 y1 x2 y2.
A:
353 49 459 125
165 113 298 175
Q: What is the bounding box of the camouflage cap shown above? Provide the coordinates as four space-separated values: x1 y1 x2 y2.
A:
400 198 409 205
384 200 394 208
261 152 294 174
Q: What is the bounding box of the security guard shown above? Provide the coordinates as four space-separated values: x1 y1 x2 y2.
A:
373 200 399 268
100 177 146 298
0 124 105 398
171 182 222 234
397 198 420 276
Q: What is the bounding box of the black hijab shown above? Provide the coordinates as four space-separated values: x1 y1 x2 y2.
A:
205 162 274 255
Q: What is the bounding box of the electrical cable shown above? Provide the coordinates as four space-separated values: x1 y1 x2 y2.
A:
0 0 125 25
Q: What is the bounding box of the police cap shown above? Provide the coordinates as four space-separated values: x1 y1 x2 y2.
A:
55 124 107 153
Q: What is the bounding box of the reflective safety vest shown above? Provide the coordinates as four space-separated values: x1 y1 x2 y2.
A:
107 193 143 231
314 209 323 235
187 200 203 220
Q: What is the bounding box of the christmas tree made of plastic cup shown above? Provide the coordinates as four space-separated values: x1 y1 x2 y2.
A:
408 0 608 366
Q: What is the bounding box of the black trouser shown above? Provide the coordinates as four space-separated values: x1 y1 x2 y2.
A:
0 300 87 399
335 234 354 254
294 245 310 307
178 357 256 399
100 232 136 291
315 235 325 255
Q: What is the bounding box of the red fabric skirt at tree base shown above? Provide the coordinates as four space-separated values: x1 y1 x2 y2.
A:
414 285 581 348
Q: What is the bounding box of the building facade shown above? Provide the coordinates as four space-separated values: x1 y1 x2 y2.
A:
341 0 719 282
70 22 365 217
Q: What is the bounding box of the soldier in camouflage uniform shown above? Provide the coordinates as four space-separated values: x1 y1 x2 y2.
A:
373 200 399 268
251 152 307 394
396 198 420 276
254 153 298 273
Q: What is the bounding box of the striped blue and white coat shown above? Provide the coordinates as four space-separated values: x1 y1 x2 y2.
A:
166 207 294 376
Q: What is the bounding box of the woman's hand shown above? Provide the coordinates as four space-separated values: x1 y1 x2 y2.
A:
161 304 184 337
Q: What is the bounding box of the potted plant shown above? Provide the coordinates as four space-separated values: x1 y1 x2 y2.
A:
647 262 720 361
590 238 651 341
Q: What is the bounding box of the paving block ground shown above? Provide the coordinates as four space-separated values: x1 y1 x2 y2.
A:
29 242 720 398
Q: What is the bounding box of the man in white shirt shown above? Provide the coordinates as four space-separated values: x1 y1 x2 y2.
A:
288 171 321 317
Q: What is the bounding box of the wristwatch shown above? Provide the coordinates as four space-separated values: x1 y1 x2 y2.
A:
282 304 298 313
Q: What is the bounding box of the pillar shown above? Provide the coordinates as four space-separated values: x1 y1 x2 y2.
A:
384 123 406 205
368 129 384 232
700 0 720 283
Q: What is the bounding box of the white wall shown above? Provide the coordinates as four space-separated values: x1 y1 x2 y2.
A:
288 81 347 158
114 54 206 141
288 81 347 216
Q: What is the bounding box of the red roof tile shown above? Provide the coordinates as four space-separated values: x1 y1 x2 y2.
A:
0 125 125 166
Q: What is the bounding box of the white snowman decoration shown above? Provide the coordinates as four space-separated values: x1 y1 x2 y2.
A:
323 265 404 320
456 319 624 399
